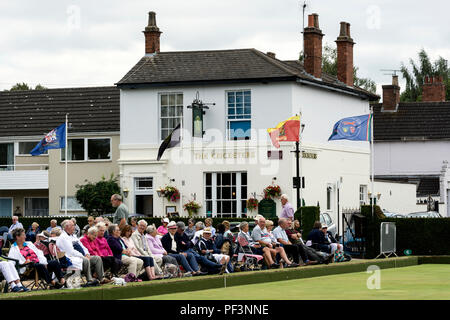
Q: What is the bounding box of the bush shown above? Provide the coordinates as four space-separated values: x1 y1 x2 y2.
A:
75 174 121 216
294 206 320 240
0 216 89 233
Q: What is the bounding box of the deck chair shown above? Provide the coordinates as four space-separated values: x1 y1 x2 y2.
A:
48 240 84 287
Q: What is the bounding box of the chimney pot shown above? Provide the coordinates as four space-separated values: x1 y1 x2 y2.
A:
392 75 399 86
266 52 276 59
303 14 324 79
143 11 162 55
336 22 354 86
423 74 446 102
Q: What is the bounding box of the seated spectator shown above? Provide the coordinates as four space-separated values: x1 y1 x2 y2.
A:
184 219 196 240
82 216 95 235
174 221 221 274
265 220 298 268
274 218 317 266
157 218 170 236
130 217 138 232
285 220 303 245
237 221 278 269
46 219 61 233
130 220 164 278
306 221 331 253
81 224 121 278
94 217 105 225
103 218 111 237
26 222 40 243
49 228 78 271
8 228 65 289
71 218 81 238
293 220 301 233
214 223 231 252
57 219 105 286
252 216 280 267
161 222 203 276
8 216 23 241
107 224 144 277
121 225 159 280
204 218 216 237
196 228 230 274
33 232 51 259
145 224 180 271
0 256 28 292
322 224 343 256
222 220 233 240
191 221 205 246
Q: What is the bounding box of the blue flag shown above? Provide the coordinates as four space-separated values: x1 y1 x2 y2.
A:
30 123 66 156
328 114 372 141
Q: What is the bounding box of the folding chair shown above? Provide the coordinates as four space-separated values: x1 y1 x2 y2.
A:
232 242 263 272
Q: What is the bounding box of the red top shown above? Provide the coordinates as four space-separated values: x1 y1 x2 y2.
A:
80 236 101 256
20 245 39 263
94 236 113 257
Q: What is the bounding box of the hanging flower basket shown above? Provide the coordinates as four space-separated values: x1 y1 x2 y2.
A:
183 200 202 217
246 198 259 211
263 185 281 199
157 186 180 202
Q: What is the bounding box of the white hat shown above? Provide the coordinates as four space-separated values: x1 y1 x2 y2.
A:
167 221 177 229
321 224 328 229
203 227 212 234
37 232 48 239
163 218 170 223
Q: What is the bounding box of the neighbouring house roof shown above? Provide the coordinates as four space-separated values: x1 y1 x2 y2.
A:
0 86 119 137
373 101 450 141
375 175 440 197
116 48 379 101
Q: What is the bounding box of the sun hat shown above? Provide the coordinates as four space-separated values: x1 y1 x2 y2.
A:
167 221 177 229
37 232 48 239
203 227 212 234
321 224 328 229
163 218 170 223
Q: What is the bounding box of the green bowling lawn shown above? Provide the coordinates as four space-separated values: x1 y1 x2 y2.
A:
134 264 450 300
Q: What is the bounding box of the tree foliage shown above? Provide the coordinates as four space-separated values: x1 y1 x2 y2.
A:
300 43 377 93
8 82 47 91
75 174 121 216
400 48 449 102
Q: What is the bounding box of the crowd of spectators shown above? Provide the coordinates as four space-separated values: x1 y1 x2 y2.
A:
1 213 346 293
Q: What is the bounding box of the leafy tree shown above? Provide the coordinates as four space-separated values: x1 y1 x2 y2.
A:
300 43 377 93
8 83 47 91
75 174 121 216
400 48 449 102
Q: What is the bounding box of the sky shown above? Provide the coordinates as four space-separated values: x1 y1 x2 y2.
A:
0 0 449 95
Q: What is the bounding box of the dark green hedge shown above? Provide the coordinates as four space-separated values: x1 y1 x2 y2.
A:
361 205 450 258
294 206 320 240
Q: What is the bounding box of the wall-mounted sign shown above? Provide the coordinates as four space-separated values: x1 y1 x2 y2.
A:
192 106 203 138
194 151 256 160
302 151 317 159
267 150 283 160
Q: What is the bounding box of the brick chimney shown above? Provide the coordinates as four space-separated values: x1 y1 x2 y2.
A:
303 14 324 79
422 76 446 102
143 12 162 55
382 75 401 111
336 22 354 86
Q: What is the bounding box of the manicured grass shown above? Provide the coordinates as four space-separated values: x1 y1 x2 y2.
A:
133 264 450 300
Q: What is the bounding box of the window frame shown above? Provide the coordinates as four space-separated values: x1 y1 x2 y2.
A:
16 141 48 156
158 92 184 141
59 196 84 212
60 137 112 162
225 90 252 141
23 197 49 217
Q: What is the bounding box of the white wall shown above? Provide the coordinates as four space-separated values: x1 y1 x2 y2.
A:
375 141 450 176
374 181 420 214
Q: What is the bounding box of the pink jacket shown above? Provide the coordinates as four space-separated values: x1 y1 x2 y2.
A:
80 236 101 256
94 236 113 257
146 234 166 258
157 225 168 235
121 237 141 257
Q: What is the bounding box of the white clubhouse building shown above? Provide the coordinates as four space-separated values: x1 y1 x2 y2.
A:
116 12 415 225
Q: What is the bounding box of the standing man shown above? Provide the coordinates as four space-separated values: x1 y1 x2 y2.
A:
280 194 294 221
111 194 128 230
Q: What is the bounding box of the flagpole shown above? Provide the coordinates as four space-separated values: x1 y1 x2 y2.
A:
298 112 303 210
65 113 68 216
370 106 374 219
